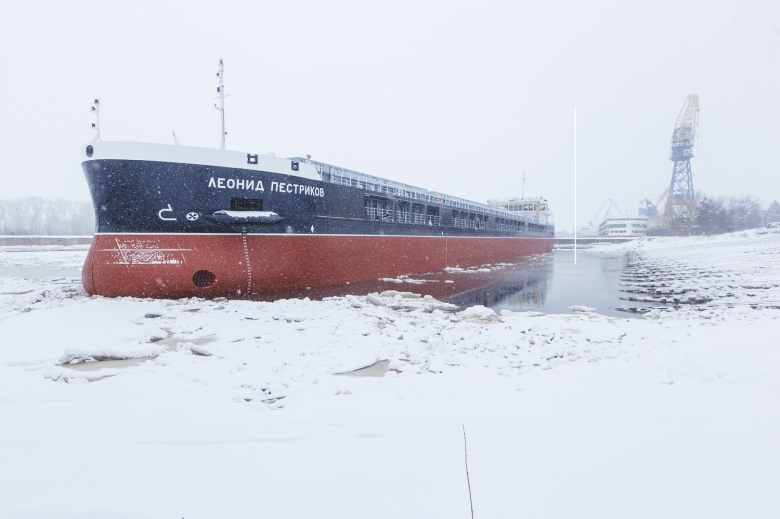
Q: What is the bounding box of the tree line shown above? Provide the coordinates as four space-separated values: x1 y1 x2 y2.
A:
696 195 780 235
0 197 94 235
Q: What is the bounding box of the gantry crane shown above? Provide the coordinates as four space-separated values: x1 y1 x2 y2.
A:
665 94 699 223
589 199 622 228
639 186 669 227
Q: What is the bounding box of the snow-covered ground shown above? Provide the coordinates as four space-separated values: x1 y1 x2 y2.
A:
602 228 780 309
1 231 779 518
0 244 89 270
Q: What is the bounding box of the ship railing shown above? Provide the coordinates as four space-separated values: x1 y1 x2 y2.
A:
454 218 491 229
496 223 521 232
394 211 428 225
298 158 542 224
410 213 427 225
365 207 394 221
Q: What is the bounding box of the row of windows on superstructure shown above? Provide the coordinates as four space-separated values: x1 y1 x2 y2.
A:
504 203 547 212
364 196 549 233
598 223 648 231
325 169 522 219
601 229 646 235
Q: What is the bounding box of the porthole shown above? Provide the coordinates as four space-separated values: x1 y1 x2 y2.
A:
192 270 216 288
86 145 94 157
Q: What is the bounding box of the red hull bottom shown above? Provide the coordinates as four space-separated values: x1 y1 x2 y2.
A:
82 234 554 298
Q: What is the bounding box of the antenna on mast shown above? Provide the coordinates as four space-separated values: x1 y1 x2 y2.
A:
90 97 101 142
522 172 526 198
213 59 229 150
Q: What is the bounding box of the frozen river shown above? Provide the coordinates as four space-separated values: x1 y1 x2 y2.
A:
254 249 657 317
0 244 654 316
1 231 779 518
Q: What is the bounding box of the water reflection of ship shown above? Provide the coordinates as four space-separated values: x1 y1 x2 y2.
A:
442 265 551 310
251 255 554 311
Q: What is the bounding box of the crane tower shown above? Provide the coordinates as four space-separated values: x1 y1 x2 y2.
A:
665 94 699 223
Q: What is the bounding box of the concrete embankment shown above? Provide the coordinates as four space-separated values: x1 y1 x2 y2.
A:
554 237 636 245
0 236 93 246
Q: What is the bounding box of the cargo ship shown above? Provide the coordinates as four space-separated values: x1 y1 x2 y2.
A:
80 61 554 298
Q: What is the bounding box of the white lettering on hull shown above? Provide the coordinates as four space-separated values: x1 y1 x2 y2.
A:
269 181 324 197
101 237 190 265
208 177 323 197
208 177 265 192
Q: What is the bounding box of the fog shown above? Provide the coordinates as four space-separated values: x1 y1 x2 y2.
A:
1 1 777 231
0 198 93 235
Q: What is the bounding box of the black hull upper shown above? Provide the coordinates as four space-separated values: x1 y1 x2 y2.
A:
83 159 554 238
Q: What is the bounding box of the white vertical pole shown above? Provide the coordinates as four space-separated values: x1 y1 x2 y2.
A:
574 107 577 265
215 59 226 150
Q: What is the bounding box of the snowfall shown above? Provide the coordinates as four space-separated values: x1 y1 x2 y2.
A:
1 230 779 518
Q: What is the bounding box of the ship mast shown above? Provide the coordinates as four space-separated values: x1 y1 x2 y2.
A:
214 59 227 150
90 98 101 142
522 172 526 198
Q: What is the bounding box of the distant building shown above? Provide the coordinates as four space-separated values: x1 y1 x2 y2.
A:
577 224 599 238
597 216 648 237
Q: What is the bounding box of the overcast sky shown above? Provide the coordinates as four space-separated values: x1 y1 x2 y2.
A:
1 0 778 231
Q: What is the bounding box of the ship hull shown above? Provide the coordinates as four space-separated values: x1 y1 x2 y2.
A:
83 233 552 298
80 142 554 298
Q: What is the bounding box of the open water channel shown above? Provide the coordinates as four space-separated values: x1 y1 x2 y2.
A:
0 248 659 317
254 249 659 317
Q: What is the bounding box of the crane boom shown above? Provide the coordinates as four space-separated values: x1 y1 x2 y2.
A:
670 94 698 160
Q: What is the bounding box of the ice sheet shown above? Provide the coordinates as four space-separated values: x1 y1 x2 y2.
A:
1 232 779 518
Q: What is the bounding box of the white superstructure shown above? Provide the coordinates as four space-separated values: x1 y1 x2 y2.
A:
82 141 321 181
487 197 554 226
597 216 648 237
